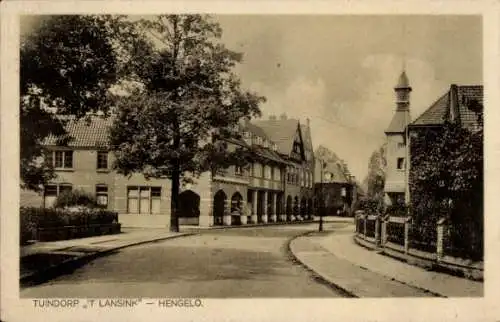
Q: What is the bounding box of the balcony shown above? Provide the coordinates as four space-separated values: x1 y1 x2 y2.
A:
249 177 282 190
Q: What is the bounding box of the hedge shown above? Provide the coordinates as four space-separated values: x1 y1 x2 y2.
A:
20 207 118 244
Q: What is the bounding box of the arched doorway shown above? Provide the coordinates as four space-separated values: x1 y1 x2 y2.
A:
231 192 243 225
300 197 307 219
213 190 227 226
179 190 200 225
276 193 284 221
293 196 299 219
308 198 313 220
286 195 292 221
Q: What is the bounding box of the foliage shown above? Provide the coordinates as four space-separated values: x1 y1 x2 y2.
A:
409 109 483 259
108 15 265 232
20 207 118 244
356 197 383 216
385 203 409 217
52 189 100 209
363 143 387 204
20 15 143 191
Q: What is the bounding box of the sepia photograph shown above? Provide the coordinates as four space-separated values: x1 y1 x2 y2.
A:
1 2 497 321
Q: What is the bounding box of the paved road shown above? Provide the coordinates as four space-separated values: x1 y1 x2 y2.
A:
21 224 346 298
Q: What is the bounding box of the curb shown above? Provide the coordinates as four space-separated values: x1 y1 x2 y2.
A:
350 234 445 297
352 234 481 292
286 231 358 298
180 220 317 230
20 232 194 287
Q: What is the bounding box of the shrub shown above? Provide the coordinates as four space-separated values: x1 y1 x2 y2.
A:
385 203 409 217
357 198 383 216
20 206 118 244
53 189 100 209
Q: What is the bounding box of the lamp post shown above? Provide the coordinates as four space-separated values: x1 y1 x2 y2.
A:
319 159 328 232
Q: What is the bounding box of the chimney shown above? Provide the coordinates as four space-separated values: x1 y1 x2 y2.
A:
449 84 460 123
280 113 287 120
269 115 277 120
306 118 310 127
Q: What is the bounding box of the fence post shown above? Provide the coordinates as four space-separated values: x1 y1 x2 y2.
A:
436 218 446 262
375 215 381 247
363 213 368 240
354 210 363 235
381 215 389 246
404 216 412 254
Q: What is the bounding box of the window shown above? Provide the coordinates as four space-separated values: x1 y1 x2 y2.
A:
235 165 243 176
127 186 162 214
96 185 108 207
97 151 108 169
261 164 266 178
397 157 405 170
43 183 72 207
398 142 405 149
46 150 73 169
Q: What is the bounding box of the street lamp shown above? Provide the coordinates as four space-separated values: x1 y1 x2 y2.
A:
319 159 328 232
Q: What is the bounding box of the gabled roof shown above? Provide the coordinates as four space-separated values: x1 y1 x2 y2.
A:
410 85 483 130
300 123 314 152
252 118 300 156
314 159 350 184
385 110 411 134
43 116 113 148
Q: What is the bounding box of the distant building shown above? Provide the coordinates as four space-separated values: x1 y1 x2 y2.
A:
383 71 412 206
21 114 315 228
314 153 355 216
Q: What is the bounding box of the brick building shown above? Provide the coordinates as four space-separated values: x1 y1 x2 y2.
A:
21 114 315 228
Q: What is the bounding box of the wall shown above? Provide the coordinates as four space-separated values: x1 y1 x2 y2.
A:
384 133 406 204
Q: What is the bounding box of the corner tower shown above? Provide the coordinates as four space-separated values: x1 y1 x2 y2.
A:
383 71 412 206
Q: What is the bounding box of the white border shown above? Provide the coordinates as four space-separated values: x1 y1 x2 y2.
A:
2 1 500 322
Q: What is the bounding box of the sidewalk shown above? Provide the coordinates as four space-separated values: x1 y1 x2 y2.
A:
289 224 483 297
20 228 193 286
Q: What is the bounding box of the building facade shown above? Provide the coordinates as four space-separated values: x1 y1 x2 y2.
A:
21 114 315 228
381 76 483 208
383 71 412 206
314 156 354 216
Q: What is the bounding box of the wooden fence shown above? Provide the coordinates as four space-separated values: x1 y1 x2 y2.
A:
353 211 483 280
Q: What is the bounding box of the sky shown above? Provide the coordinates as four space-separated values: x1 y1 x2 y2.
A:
20 14 482 181
214 15 482 181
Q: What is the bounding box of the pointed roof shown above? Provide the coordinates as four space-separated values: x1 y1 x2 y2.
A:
385 111 411 134
410 85 483 130
395 71 411 89
252 118 300 155
314 159 350 184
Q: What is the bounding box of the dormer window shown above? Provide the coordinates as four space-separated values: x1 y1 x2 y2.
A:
243 131 251 138
272 143 278 151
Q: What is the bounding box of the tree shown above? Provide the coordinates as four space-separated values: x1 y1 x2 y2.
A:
20 15 144 191
108 15 265 232
409 104 483 259
362 143 386 203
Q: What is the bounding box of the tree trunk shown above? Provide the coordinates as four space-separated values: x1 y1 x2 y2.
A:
170 166 180 232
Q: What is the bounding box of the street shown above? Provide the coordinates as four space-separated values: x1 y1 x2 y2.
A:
21 223 347 298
